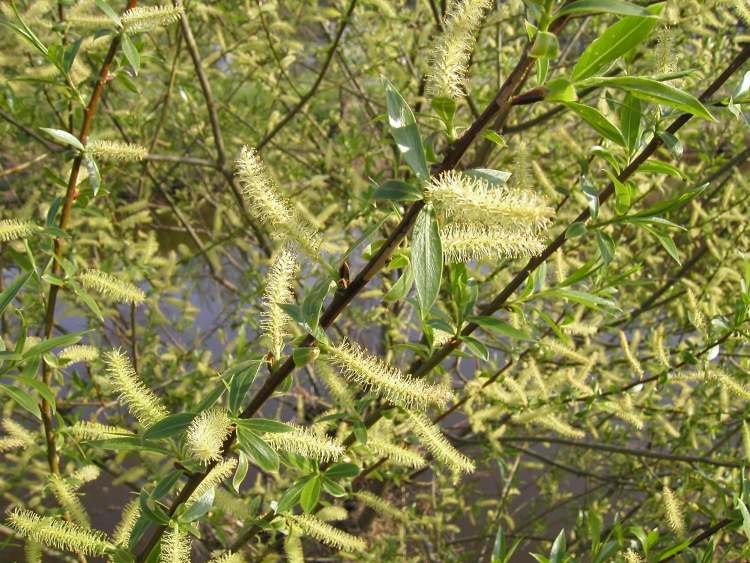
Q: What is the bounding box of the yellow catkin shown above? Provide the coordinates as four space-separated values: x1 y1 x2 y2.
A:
284 533 304 563
185 458 238 509
406 411 475 474
70 465 100 487
234 146 320 255
265 424 344 462
425 170 552 229
317 506 349 521
662 486 686 534
24 540 42 563
159 526 191 563
105 349 169 428
7 508 113 556
354 491 407 522
208 552 245 563
364 437 426 469
113 499 141 546
79 269 146 304
326 340 453 410
441 223 546 263
262 247 297 359
624 548 644 563
651 325 670 368
121 2 184 34
187 408 232 464
59 344 100 365
426 0 492 99
68 420 133 441
287 513 367 552
48 474 90 528
317 362 356 411
619 331 644 377
705 368 750 401
685 287 706 332
743 421 750 462
0 219 36 242
85 140 147 161
541 337 590 365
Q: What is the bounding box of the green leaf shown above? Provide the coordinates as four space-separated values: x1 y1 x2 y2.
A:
0 271 31 315
566 221 589 238
545 288 617 311
384 265 414 302
303 277 334 334
549 529 567 563
464 168 511 186
461 335 489 360
276 478 308 513
557 0 657 18
564 102 625 146
530 31 559 59
300 475 321 513
236 426 279 472
468 316 532 341
595 231 616 264
24 331 86 357
12 374 55 413
619 93 641 153
639 160 684 179
239 418 294 434
121 33 140 75
95 0 121 25
373 180 423 202
227 360 262 415
412 205 442 318
233 451 249 493
143 412 196 440
589 76 714 121
180 488 214 522
321 476 346 497
546 78 578 102
571 5 663 82
384 79 429 182
63 38 83 73
40 127 84 151
324 463 360 479
0 383 41 419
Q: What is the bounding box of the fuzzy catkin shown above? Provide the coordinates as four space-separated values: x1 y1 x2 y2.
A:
262 247 297 359
48 475 89 527
68 420 133 440
105 349 168 427
160 526 191 563
85 140 147 161
662 486 686 534
121 3 184 34
185 458 238 509
79 269 146 304
425 170 552 229
187 408 232 464
0 219 36 242
264 424 344 462
113 499 140 546
406 411 475 474
426 0 492 100
286 513 367 552
441 223 546 263
59 344 99 364
326 339 453 410
365 437 427 469
7 508 113 556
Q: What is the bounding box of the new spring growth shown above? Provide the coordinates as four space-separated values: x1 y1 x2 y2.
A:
187 408 232 464
0 218 36 242
85 140 147 162
425 170 553 229
25 541 41 563
427 0 492 100
619 331 644 378
0 419 35 452
406 411 475 474
120 2 184 35
317 506 349 521
364 437 426 469
160 526 191 563
184 458 238 509
105 349 168 427
286 513 367 552
441 223 546 263
70 465 100 487
262 247 297 359
662 485 686 534
79 269 146 304
325 339 454 409
235 146 321 255
264 423 344 462
7 508 114 556
624 549 644 563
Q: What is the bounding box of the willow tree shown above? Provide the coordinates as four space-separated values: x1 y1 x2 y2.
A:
2 0 750 561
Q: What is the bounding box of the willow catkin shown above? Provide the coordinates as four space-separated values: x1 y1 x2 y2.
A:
105 349 168 427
